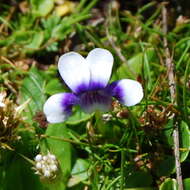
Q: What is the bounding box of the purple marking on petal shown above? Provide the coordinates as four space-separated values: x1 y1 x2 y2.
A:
79 90 112 113
75 83 90 94
61 93 79 115
89 81 105 91
75 81 106 94
105 81 125 102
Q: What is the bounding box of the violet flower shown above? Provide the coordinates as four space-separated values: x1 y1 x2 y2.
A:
43 48 143 123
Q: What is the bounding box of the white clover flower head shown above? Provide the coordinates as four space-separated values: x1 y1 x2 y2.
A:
33 152 58 179
43 48 144 123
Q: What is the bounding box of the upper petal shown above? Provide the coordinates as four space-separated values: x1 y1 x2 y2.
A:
43 93 78 123
107 79 143 106
58 52 90 94
86 48 113 90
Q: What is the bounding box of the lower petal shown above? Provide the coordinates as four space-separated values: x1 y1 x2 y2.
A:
43 93 78 123
106 79 143 106
79 90 112 113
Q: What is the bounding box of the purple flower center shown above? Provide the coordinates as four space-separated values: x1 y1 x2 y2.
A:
79 90 112 113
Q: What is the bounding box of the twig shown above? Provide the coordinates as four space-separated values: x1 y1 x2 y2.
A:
0 7 16 33
162 5 183 190
106 29 136 77
106 28 127 65
105 4 136 77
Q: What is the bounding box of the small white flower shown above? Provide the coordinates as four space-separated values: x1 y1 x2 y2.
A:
36 162 42 169
35 154 42 162
42 155 48 161
49 154 56 161
50 164 57 172
41 164 46 170
43 48 144 123
44 170 51 177
33 152 58 179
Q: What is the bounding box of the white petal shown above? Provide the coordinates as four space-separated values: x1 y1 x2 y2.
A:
49 154 56 161
43 93 77 123
86 48 113 89
36 162 42 169
43 170 51 177
43 156 48 161
50 164 58 172
58 52 90 94
110 79 143 106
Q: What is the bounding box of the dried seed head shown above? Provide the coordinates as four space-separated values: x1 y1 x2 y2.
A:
33 111 48 129
0 91 22 145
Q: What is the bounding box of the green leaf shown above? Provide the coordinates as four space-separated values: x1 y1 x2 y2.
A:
180 121 190 162
66 106 93 125
25 32 44 51
125 171 153 188
163 119 173 147
125 188 156 190
51 23 72 40
156 155 175 177
0 31 33 46
45 79 65 95
115 48 157 80
68 159 90 187
161 178 190 190
159 178 177 190
3 156 46 190
184 178 190 190
19 66 46 119
42 15 61 31
40 123 74 189
163 120 190 162
31 0 54 17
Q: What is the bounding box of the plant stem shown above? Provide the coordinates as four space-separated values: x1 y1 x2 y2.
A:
162 5 183 190
120 150 125 190
81 0 99 15
105 176 121 190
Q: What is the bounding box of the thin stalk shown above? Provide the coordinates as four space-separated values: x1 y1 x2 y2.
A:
120 150 125 190
85 30 105 48
75 0 87 13
41 134 88 146
162 5 183 190
105 176 121 190
81 0 99 15
176 42 190 69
